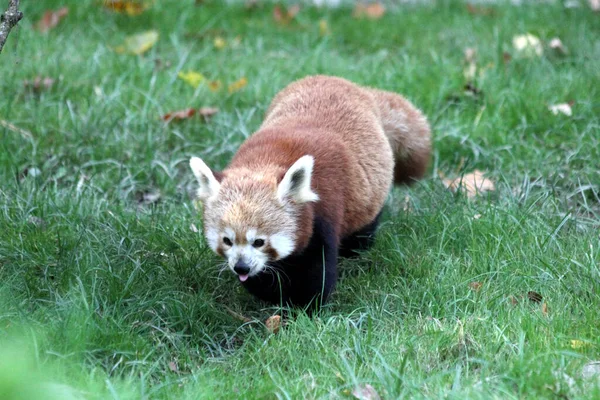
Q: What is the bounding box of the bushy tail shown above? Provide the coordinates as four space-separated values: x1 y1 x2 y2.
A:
366 88 432 185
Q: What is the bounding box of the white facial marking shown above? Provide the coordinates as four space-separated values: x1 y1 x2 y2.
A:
223 228 235 242
270 233 295 259
246 228 257 243
205 228 219 252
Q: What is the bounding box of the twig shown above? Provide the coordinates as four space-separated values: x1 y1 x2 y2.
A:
0 119 33 140
0 0 23 54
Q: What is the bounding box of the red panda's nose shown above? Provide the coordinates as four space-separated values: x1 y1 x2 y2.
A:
234 260 251 275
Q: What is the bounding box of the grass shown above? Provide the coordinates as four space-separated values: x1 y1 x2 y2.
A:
1 0 599 398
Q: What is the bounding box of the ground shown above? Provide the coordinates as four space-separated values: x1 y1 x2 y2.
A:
1 0 599 399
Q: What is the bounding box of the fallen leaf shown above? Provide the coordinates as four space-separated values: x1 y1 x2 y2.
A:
162 107 218 122
548 103 573 117
527 291 543 303
351 384 381 400
214 36 226 50
36 7 69 33
168 361 178 373
466 3 496 16
114 30 159 55
103 1 147 16
178 70 205 88
549 37 568 55
443 170 495 199
590 0 600 11
502 51 512 64
228 77 248 93
582 362 600 380
469 282 483 292
319 19 329 36
23 76 55 93
570 340 591 349
273 4 300 25
541 302 548 316
353 3 386 19
198 107 219 119
512 33 543 58
265 315 281 334
162 108 196 122
509 295 520 305
208 80 222 92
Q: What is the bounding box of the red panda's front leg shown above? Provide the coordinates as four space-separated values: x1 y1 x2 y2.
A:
241 216 339 312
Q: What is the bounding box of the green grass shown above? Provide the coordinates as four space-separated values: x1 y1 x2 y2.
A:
1 0 599 398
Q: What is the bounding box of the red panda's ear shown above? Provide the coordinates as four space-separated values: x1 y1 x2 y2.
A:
190 157 221 200
277 155 319 203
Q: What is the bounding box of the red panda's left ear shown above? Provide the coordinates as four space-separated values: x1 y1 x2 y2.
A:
190 157 221 201
277 155 319 203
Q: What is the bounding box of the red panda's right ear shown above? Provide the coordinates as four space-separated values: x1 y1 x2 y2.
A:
189 157 221 200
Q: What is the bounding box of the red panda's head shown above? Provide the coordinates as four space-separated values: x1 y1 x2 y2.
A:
189 155 319 282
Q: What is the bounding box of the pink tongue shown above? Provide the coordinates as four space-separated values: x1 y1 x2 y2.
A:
238 274 249 282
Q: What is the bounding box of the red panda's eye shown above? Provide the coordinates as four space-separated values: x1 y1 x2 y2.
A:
223 237 233 246
252 239 265 248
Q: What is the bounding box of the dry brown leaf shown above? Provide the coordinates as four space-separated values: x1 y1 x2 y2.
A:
162 107 218 122
548 103 573 117
273 4 300 25
36 7 69 33
208 80 222 92
353 3 386 19
443 170 495 199
351 384 381 400
198 107 219 118
541 302 548 316
502 51 512 65
265 315 281 334
469 282 483 292
162 108 196 121
103 1 147 16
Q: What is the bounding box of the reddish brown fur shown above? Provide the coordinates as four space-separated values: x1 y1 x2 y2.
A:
219 75 431 251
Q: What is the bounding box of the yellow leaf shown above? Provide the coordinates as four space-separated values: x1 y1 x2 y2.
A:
319 19 329 36
570 340 591 349
228 77 248 93
178 71 205 88
208 80 222 92
103 1 149 16
214 36 226 50
114 30 159 55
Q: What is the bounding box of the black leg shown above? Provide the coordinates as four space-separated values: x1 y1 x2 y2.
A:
241 216 338 312
339 211 382 258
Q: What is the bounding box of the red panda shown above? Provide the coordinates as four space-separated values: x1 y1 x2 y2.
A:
190 75 431 310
